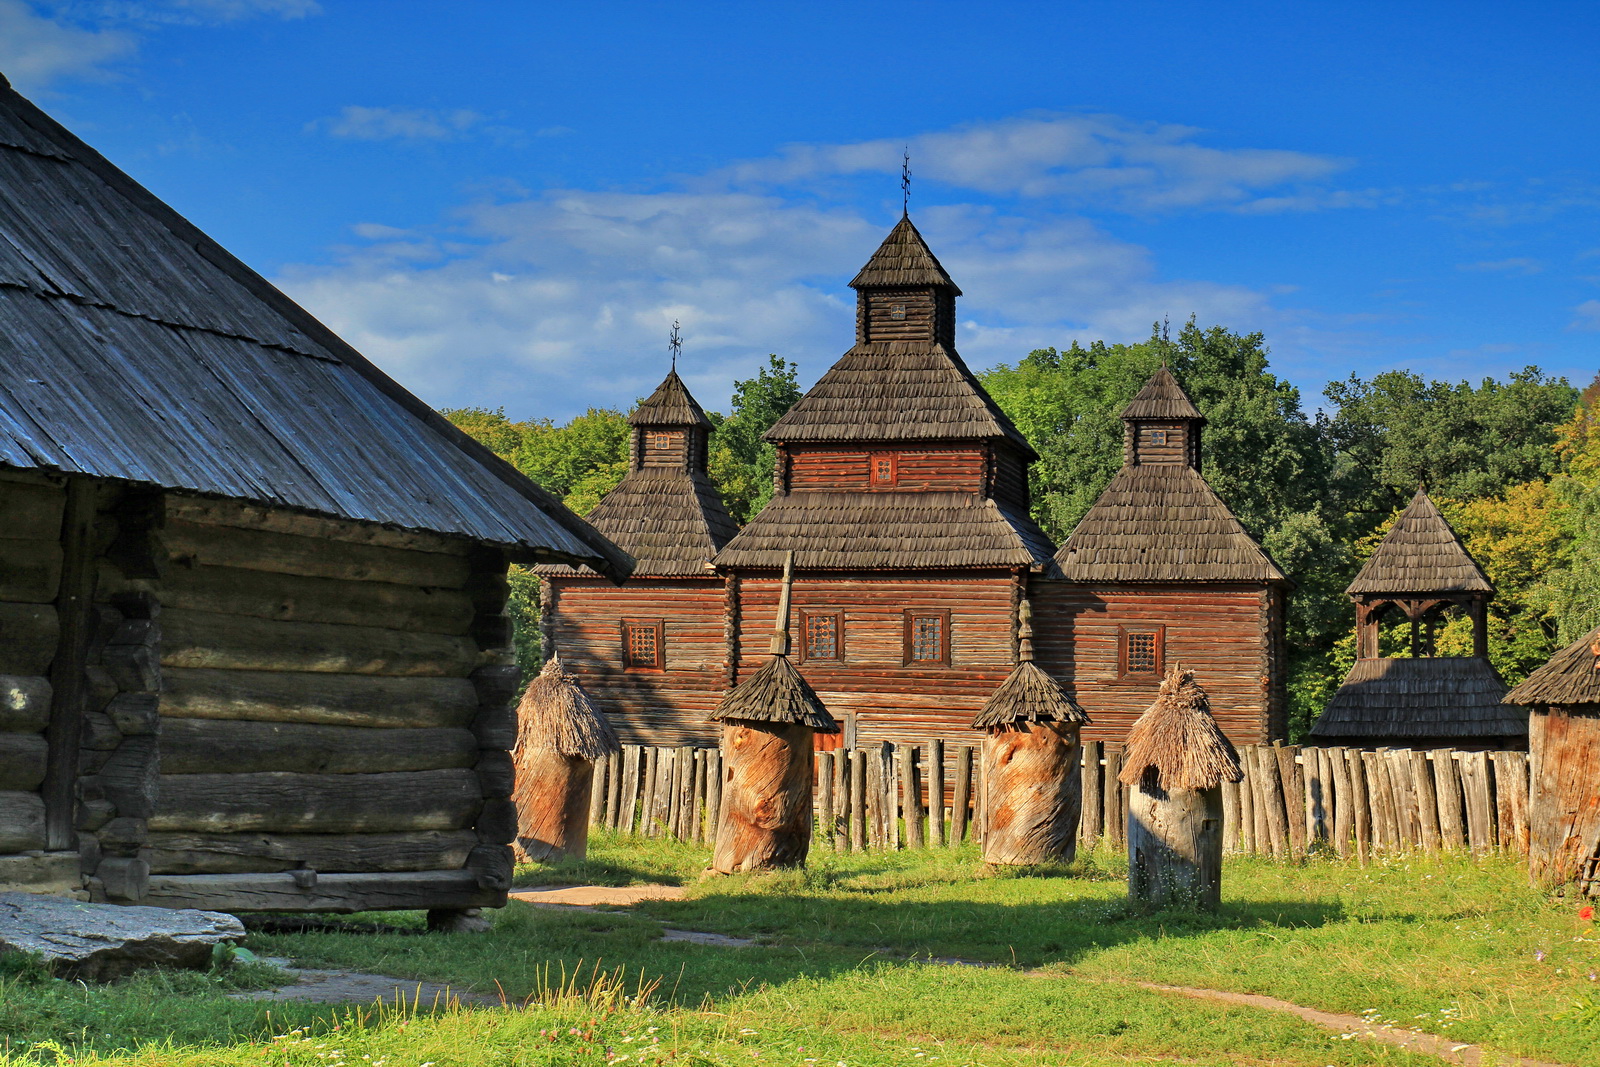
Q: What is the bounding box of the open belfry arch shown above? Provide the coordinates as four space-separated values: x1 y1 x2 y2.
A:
1310 489 1519 749
0 74 631 912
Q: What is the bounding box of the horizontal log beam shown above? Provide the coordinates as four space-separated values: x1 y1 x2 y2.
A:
137 869 503 913
159 719 477 776
143 829 478 874
161 608 482 676
0 850 79 893
0 538 61 603
162 668 479 728
165 496 472 556
0 603 57 676
0 791 46 852
0 676 51 732
150 769 483 834
0 480 65 541
164 519 471 587
0 732 47 791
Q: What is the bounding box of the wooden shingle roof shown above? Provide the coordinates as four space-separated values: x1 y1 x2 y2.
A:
1121 365 1204 421
973 661 1088 729
0 74 630 579
849 215 961 293
714 491 1056 571
1346 490 1492 596
1054 464 1286 583
710 653 838 731
763 343 1037 456
1309 656 1519 740
543 468 737 578
1504 626 1600 708
629 369 713 428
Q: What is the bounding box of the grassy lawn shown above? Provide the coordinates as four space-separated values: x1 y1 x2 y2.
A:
3 831 1597 1066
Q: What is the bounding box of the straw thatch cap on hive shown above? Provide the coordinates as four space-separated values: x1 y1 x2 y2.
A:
1118 666 1242 791
1504 625 1600 708
516 656 621 760
710 655 838 732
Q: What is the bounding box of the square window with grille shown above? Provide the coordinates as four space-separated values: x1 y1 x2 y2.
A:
647 431 679 451
802 611 841 662
904 610 949 666
1150 429 1168 446
870 451 897 487
623 620 663 669
890 303 907 320
1119 625 1164 678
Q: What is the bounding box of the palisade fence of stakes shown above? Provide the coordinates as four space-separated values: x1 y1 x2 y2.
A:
583 740 1532 861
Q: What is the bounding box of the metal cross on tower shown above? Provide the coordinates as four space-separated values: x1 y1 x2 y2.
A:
668 320 682 371
901 147 912 216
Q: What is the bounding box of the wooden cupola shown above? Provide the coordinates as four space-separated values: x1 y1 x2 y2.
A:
849 215 961 348
629 369 714 474
1120 365 1205 473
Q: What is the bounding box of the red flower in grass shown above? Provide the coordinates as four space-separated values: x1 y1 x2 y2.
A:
1581 905 1595 921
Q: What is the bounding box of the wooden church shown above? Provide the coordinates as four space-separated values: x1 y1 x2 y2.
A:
0 73 630 913
544 215 1289 748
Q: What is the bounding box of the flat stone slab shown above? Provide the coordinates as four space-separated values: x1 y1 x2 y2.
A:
0 892 244 980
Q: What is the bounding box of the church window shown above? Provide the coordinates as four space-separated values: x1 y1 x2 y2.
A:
801 611 841 662
890 303 906 320
648 431 678 451
904 610 950 666
870 452 898 487
623 619 664 669
1119 625 1165 678
1150 430 1168 446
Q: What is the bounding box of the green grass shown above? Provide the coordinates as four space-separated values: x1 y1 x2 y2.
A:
4 831 1598 1066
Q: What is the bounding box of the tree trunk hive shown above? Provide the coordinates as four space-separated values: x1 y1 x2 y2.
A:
710 552 837 873
1504 627 1600 894
512 656 620 863
1119 666 1241 910
973 600 1090 865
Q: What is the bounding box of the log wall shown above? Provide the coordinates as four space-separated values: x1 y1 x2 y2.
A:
787 447 986 493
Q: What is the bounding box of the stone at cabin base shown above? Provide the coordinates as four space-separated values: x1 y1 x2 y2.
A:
0 892 244 980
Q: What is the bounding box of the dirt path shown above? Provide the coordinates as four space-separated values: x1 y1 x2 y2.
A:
231 958 502 1008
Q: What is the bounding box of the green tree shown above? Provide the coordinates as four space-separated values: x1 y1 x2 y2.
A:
1551 374 1600 640
708 354 802 523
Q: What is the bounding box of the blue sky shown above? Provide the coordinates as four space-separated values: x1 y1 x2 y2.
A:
4 0 1598 421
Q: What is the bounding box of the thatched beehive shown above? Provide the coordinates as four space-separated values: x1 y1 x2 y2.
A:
709 552 837 873
973 601 1090 865
1118 666 1241 909
1504 626 1600 893
512 656 621 863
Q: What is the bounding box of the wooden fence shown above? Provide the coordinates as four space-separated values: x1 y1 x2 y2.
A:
584 740 1531 861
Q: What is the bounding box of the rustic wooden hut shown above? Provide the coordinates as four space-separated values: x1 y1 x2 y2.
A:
1119 666 1242 910
710 554 837 872
972 601 1090 865
1310 489 1518 749
511 656 621 863
1034 367 1291 745
540 368 739 745
1503 627 1600 894
0 73 630 916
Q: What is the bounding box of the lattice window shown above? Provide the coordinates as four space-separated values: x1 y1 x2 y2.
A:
1119 625 1164 677
647 431 679 451
890 303 907 320
802 611 841 662
904 611 949 666
1150 429 1168 446
623 620 663 669
870 452 898 487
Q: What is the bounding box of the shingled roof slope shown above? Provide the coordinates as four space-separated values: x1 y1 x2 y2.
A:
1504 626 1600 707
710 653 838 731
542 468 737 577
1054 464 1286 583
1346 490 1492 595
714 491 1056 571
1121 365 1204 421
1309 656 1519 741
763 343 1036 456
848 215 961 293
629 369 713 428
0 75 630 578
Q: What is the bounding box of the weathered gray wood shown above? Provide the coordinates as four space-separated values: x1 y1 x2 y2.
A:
676 747 695 840
1347 749 1371 863
161 608 481 676
0 850 78 892
1257 746 1290 860
706 748 723 845
1495 750 1530 856
694 748 710 842
832 749 850 851
159 718 476 775
1459 750 1496 856
0 732 47 791
640 747 659 836
817 751 836 850
1221 773 1241 853
1277 745 1306 858
151 769 482 834
1128 784 1223 911
1080 741 1102 851
606 748 625 830
1361 751 1391 851
952 744 973 847
1103 747 1124 849
1329 747 1353 858
0 675 50 733
588 752 610 829
137 869 501 913
1431 748 1465 848
849 749 867 850
1236 746 1255 853
0 478 65 541
865 746 885 848
980 723 1082 866
882 744 900 850
44 479 99 849
163 519 471 587
0 603 57 676
475 750 515 799
164 496 473 555
927 739 946 847
0 791 46 851
0 537 61 603
1385 748 1419 849
1410 750 1441 854
144 829 478 874
901 745 924 849
712 722 814 872
162 668 478 728
619 745 641 833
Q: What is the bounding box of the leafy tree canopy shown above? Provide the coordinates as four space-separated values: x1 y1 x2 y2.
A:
708 354 802 524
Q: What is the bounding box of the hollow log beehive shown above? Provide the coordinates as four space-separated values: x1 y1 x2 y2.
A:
511 657 620 862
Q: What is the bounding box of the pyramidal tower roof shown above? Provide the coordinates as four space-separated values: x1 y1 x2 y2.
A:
1121 365 1204 421
1346 490 1493 596
630 369 713 428
1504 625 1600 707
848 215 961 293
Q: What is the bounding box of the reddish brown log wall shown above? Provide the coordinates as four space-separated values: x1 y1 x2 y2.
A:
1528 706 1600 890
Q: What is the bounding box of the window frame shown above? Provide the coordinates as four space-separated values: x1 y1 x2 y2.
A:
1149 429 1168 446
869 451 899 488
621 617 665 671
799 609 844 664
1117 624 1165 680
903 608 951 667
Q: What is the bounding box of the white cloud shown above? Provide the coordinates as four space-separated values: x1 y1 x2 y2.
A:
1571 299 1600 332
713 113 1348 213
308 105 491 143
0 0 134 92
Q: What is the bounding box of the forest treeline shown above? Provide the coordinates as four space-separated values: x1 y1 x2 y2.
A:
445 322 1600 739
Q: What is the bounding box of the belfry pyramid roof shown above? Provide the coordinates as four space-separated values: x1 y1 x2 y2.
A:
1121 365 1205 421
1346 490 1493 596
630 369 713 428
848 215 961 293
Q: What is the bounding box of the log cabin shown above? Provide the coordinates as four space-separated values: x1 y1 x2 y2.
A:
0 74 630 915
1309 489 1519 749
546 214 1289 750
